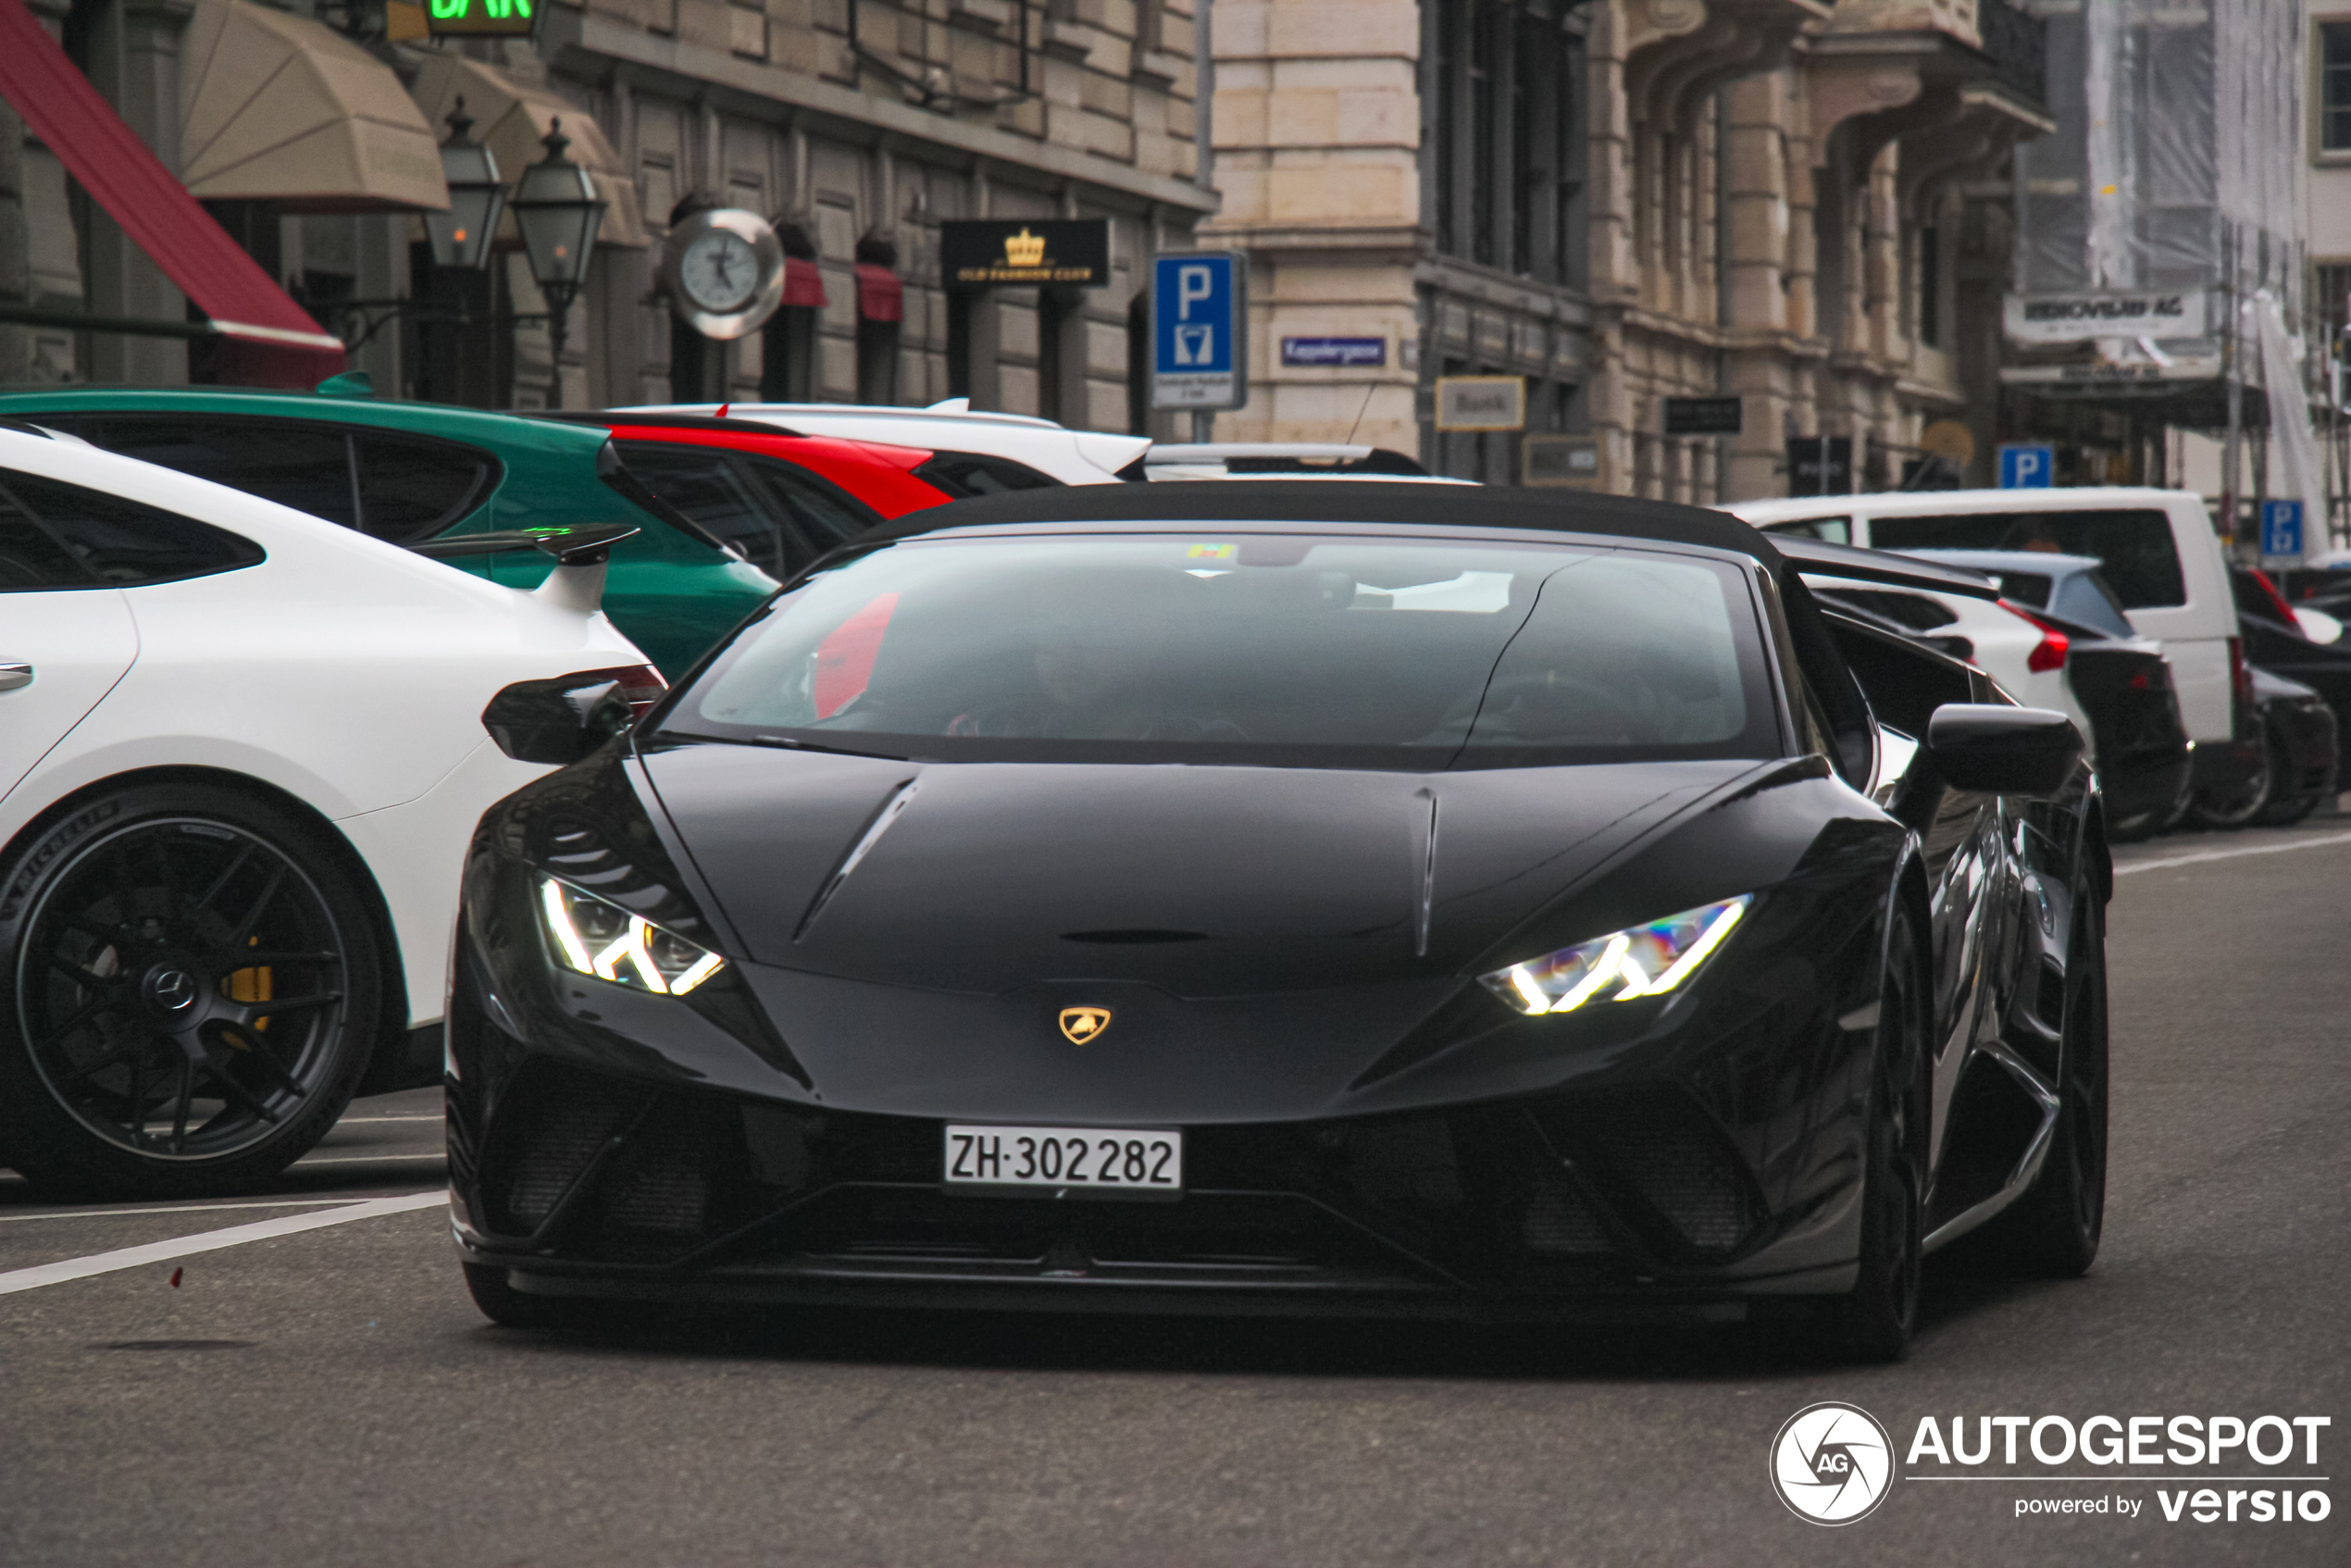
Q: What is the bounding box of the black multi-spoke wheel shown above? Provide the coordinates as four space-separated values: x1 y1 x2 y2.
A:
1959 873 2108 1276
0 783 385 1199
1815 908 1929 1363
2188 730 2273 828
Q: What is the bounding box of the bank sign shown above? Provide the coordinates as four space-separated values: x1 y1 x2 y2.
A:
2004 291 2208 344
426 0 540 37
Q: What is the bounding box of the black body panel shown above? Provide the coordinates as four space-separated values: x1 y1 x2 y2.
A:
445 492 2105 1322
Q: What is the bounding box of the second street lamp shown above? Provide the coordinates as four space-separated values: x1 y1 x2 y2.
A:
424 98 505 273
509 118 606 409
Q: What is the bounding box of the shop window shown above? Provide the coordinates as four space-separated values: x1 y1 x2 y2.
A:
1918 225 1941 347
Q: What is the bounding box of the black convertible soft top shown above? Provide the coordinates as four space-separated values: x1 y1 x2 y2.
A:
866 479 1780 561
859 479 2004 601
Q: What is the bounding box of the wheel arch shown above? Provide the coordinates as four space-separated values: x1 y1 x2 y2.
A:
0 765 410 1078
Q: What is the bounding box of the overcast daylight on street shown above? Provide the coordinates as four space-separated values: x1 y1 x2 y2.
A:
1 0 2348 1564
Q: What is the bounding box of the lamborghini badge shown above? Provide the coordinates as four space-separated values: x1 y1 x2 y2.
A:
1059 1006 1112 1044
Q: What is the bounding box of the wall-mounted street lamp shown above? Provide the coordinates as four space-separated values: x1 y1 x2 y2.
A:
509 118 606 408
424 99 504 272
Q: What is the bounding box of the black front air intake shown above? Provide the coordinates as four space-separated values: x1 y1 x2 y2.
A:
1525 1089 1764 1261
483 1064 641 1234
1520 1172 1613 1256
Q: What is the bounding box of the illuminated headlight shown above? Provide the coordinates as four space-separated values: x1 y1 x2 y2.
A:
538 876 725 996
1478 895 1751 1016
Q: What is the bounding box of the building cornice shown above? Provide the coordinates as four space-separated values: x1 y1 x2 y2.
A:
539 10 1219 217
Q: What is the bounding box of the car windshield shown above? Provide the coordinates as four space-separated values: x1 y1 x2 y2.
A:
665 532 1779 769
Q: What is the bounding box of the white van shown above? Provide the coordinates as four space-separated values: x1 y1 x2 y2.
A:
1727 487 2244 785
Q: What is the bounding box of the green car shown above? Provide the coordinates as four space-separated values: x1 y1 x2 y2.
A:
0 382 777 678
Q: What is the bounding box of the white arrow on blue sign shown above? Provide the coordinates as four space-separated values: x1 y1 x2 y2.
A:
1151 253 1246 410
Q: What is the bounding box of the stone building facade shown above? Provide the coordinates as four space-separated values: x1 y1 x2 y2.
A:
1207 0 2050 497
506 0 1217 422
6 0 1216 432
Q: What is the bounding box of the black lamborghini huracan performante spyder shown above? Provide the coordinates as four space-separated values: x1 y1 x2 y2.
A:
447 484 2110 1360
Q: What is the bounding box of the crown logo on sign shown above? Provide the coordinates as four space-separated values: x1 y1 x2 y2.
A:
1004 228 1047 268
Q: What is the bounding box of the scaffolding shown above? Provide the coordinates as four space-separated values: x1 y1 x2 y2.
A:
2007 0 2323 540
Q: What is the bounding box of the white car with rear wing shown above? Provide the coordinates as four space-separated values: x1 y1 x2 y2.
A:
0 428 661 1199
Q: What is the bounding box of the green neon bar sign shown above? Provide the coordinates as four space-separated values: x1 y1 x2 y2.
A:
427 0 538 37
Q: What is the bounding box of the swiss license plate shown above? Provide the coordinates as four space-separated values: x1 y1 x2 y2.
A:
943 1125 1183 1194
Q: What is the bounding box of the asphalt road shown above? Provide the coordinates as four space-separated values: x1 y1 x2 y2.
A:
4 822 2346 1567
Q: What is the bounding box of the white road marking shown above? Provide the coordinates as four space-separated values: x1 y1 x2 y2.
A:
0 1190 445 1295
291 1151 446 1165
0 1197 375 1226
2115 829 2351 876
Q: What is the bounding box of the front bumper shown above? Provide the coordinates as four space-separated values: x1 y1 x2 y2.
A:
449 1048 1867 1321
447 836 1890 1321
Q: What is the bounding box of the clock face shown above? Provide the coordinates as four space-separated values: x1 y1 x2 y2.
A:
679 230 762 313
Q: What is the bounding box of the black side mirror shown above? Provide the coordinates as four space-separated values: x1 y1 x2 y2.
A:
1925 703 2084 796
482 666 666 765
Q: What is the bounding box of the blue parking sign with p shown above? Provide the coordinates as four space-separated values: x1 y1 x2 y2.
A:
1998 443 2054 489
1151 253 1244 410
2260 499 2305 564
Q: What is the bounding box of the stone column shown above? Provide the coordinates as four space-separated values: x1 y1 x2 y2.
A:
82 0 193 386
0 101 27 385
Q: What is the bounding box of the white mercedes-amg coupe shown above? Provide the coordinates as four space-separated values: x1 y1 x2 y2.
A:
0 424 657 1199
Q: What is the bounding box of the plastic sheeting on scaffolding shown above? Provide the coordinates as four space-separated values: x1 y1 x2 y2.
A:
2002 0 2307 422
2253 293 2328 540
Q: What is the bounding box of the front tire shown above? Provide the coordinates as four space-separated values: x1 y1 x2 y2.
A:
2188 730 2273 828
463 1263 562 1329
1816 909 1929 1363
0 782 386 1200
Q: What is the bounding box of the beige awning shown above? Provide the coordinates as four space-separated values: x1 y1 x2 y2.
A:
404 53 649 249
180 0 447 211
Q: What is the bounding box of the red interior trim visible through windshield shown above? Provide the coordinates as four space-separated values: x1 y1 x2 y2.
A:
813 592 900 717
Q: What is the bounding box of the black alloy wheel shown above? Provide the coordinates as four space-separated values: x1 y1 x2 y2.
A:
2187 728 2273 828
0 783 384 1200
1817 909 1929 1363
2253 720 2329 827
1959 874 2108 1276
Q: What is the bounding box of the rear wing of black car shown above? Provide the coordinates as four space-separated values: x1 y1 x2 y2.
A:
1772 536 2002 600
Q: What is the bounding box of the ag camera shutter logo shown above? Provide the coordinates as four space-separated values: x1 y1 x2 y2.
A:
1771 1402 1897 1524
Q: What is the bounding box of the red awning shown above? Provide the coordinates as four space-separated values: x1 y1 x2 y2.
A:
854 263 903 324
0 0 344 388
781 257 827 309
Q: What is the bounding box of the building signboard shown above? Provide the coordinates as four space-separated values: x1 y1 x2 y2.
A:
426 0 541 38
1524 435 1599 487
1281 337 1387 367
2002 291 2209 344
1435 376 1525 431
1662 396 1743 436
939 220 1111 289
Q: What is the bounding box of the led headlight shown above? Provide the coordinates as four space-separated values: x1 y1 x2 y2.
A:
1479 895 1751 1016
538 875 725 996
